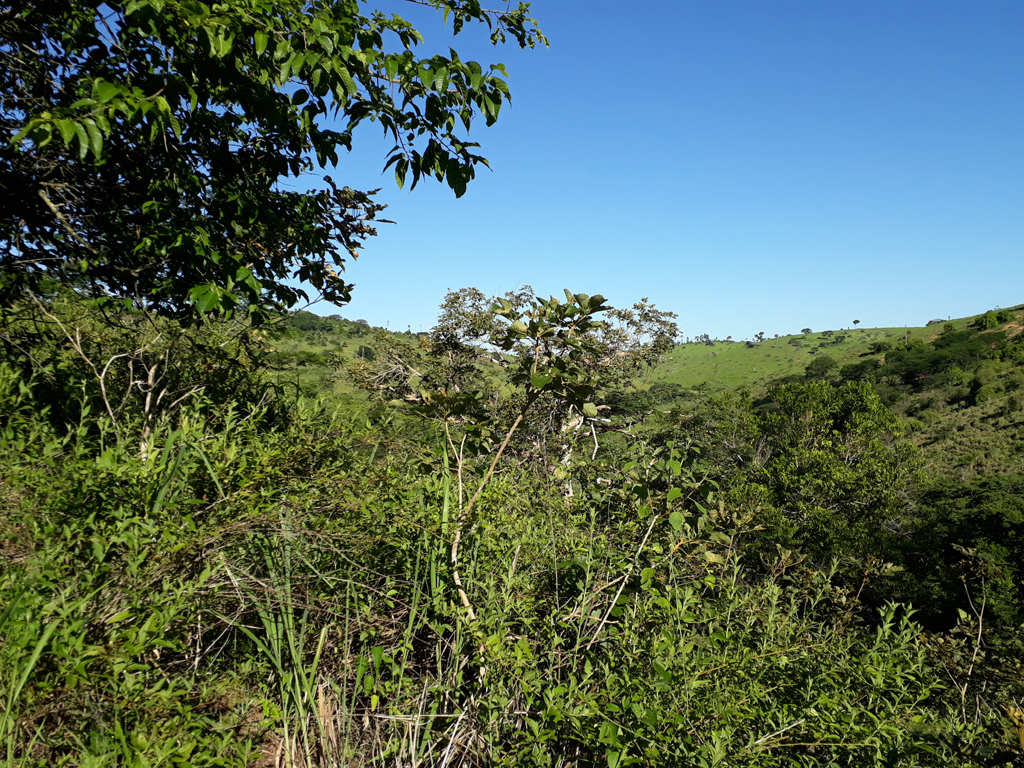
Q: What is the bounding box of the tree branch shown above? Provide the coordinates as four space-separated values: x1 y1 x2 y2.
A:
37 188 97 254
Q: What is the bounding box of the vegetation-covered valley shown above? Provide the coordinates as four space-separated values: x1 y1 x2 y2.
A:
3 2 1023 766
4 289 1024 766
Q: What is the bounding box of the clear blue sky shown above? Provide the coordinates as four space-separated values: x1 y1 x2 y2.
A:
308 0 1023 341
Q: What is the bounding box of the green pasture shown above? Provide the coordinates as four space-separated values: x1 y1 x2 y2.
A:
653 319 975 394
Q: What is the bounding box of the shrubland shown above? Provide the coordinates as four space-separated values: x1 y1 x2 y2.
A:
1 291 1022 767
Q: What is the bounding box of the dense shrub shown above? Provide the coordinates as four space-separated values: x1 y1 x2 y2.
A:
804 354 837 379
0 294 288 439
840 357 881 381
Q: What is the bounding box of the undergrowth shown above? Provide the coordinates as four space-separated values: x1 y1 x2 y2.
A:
2 359 1021 767
1 292 1022 766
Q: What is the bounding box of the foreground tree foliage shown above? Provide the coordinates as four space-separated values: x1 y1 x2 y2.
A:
1 0 542 319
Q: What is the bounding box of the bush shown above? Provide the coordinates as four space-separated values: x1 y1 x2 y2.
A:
804 355 837 379
840 358 880 382
972 384 998 405
3 298 1022 765
1005 371 1024 391
0 294 287 438
974 312 1000 330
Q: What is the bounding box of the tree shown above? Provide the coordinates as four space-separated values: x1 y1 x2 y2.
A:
694 333 714 347
975 312 1000 330
352 287 678 420
1 0 543 320
801 328 812 335
853 319 861 327
349 287 677 618
804 354 837 380
744 381 916 561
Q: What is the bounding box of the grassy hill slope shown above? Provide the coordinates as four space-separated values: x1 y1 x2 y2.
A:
654 305 1024 479
654 314 994 394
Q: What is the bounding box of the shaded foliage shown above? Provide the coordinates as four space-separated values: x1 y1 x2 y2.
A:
2 0 542 318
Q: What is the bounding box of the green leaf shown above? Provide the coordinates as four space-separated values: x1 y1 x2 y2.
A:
189 284 221 313
582 402 598 418
669 510 685 531
73 121 89 160
94 79 121 103
55 119 77 146
338 65 357 95
434 66 448 92
254 30 269 56
531 375 553 389
83 118 103 159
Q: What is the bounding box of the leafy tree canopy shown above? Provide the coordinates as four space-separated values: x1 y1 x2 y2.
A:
804 353 837 379
687 381 917 566
1 0 543 320
352 287 679 413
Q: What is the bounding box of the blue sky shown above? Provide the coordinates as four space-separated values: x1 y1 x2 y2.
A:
309 0 1023 341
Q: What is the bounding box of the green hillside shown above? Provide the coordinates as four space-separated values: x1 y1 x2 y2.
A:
655 316 987 394
259 310 417 403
